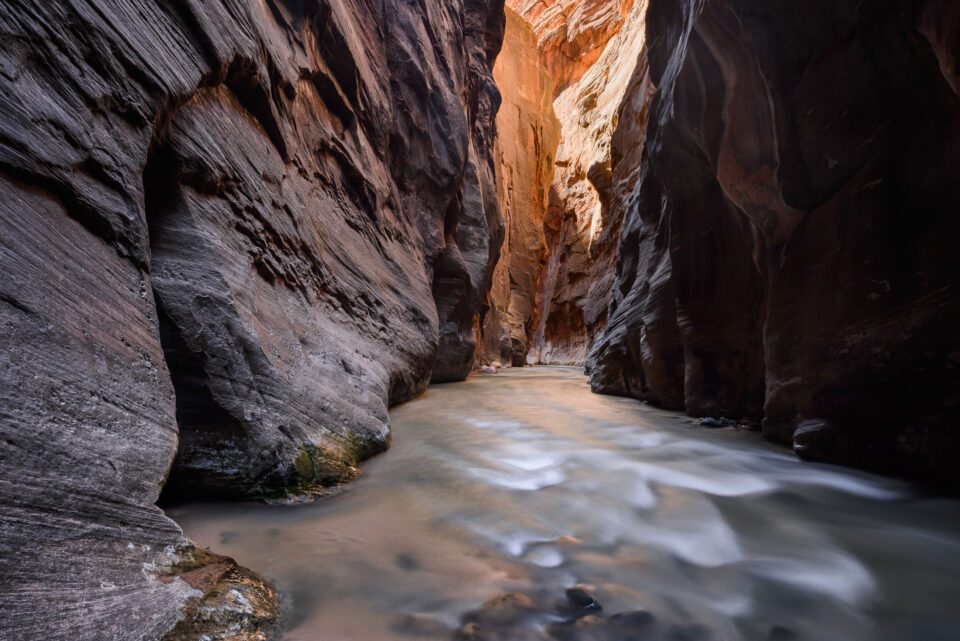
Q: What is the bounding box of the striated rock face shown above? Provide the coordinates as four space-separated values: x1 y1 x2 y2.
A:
479 8 560 367
507 0 636 92
519 0 652 365
483 0 652 368
591 0 960 487
430 0 508 383
0 0 503 638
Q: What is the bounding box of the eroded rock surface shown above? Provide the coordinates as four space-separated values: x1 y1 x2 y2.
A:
490 0 652 367
0 0 504 638
507 0 636 92
479 8 560 367
590 0 960 486
524 0 652 365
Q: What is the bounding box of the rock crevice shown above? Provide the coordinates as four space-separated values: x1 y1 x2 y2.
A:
484 0 653 367
479 8 561 367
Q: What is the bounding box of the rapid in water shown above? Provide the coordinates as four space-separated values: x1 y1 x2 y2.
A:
170 368 960 641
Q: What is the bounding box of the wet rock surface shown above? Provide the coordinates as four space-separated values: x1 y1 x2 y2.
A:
453 588 713 641
546 611 658 641
589 0 960 487
0 0 504 638
455 589 659 641
160 549 281 641
456 592 537 640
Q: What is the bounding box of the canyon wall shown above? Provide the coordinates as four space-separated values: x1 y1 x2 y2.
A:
590 0 960 487
506 0 652 365
479 9 560 366
0 0 504 638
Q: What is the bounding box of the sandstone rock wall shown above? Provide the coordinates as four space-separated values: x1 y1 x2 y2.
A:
590 0 960 487
518 0 652 365
479 8 560 367
0 0 504 638
507 0 635 92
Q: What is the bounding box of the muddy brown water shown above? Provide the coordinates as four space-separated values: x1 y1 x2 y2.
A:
169 367 960 641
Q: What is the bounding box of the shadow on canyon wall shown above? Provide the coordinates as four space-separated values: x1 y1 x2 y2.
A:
589 0 960 489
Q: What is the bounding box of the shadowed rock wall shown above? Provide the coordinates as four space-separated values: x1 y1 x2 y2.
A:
590 0 960 487
0 0 504 638
502 0 651 366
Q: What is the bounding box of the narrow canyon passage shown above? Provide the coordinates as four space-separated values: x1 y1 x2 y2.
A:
171 369 960 641
1 0 958 639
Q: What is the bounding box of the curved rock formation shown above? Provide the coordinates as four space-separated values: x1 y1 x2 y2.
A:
485 0 650 370
479 8 560 367
0 0 504 638
591 0 960 487
504 0 652 366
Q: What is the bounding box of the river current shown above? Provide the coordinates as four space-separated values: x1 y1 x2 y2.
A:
170 368 960 641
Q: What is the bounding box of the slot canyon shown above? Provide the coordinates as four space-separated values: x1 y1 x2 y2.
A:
0 1 958 640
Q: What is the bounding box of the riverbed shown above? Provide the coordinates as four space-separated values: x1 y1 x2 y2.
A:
169 368 960 641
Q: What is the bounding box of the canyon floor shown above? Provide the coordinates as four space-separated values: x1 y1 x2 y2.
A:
169 368 960 641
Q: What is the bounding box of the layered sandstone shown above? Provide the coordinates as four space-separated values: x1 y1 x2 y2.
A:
0 0 504 638
479 9 560 366
590 0 960 487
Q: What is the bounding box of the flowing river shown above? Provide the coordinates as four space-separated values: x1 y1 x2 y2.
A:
170 368 960 641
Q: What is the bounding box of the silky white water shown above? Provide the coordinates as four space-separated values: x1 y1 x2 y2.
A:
170 368 960 641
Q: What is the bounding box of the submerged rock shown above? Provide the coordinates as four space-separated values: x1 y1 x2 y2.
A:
456 592 539 641
767 626 798 641
471 592 536 622
547 608 657 641
395 553 421 572
698 418 737 429
391 612 454 638
557 587 603 618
